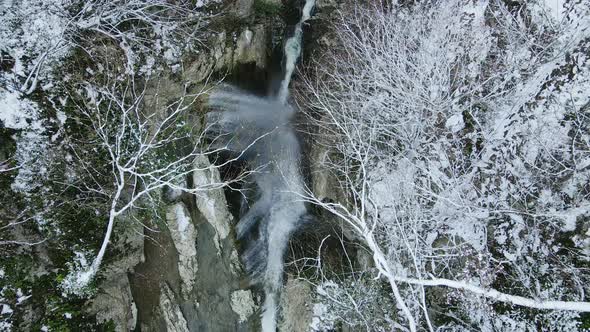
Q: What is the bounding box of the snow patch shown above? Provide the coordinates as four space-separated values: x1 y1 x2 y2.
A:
0 88 52 195
61 251 95 296
0 0 72 86
542 0 566 22
0 305 12 315
445 113 465 133
0 90 42 130
15 289 30 305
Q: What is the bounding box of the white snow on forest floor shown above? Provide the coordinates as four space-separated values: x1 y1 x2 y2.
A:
0 0 71 82
542 0 567 22
0 88 49 195
0 90 42 130
60 251 95 297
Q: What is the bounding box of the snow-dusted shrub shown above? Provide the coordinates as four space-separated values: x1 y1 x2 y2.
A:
0 0 215 95
309 274 396 331
298 0 590 330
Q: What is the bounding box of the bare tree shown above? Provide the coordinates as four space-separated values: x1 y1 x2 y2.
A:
297 0 590 330
1 0 231 296
60 70 261 293
10 0 212 95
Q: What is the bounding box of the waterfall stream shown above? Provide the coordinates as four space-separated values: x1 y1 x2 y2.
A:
206 91 306 331
277 0 316 104
206 2 316 331
262 2 316 329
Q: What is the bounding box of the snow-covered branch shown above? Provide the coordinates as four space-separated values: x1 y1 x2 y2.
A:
61 72 256 293
394 276 590 312
297 0 590 330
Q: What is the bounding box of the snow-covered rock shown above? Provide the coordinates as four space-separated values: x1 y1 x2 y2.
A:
166 202 198 296
192 156 233 254
158 283 189 332
230 289 256 323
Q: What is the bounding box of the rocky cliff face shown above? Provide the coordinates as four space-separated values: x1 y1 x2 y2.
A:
0 0 346 330
84 1 327 331
91 6 270 330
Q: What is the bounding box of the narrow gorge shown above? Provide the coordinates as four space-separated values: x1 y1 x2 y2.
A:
128 1 324 330
3 1 590 331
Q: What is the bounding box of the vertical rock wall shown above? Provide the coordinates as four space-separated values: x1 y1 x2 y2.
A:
87 0 340 330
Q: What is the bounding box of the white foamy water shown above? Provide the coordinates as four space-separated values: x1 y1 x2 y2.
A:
277 0 316 104
207 2 315 330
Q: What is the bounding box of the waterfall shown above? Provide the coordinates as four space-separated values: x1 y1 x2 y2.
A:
277 0 316 104
206 1 315 331
263 2 315 328
206 88 308 332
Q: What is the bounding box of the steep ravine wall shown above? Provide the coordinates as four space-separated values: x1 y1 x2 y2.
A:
124 9 272 331
87 1 347 331
86 1 287 331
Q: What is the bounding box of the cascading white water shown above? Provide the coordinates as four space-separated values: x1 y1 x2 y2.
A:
207 88 308 332
261 2 315 329
206 2 315 331
277 0 316 104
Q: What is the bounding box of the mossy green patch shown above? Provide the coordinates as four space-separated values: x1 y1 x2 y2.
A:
254 0 284 18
